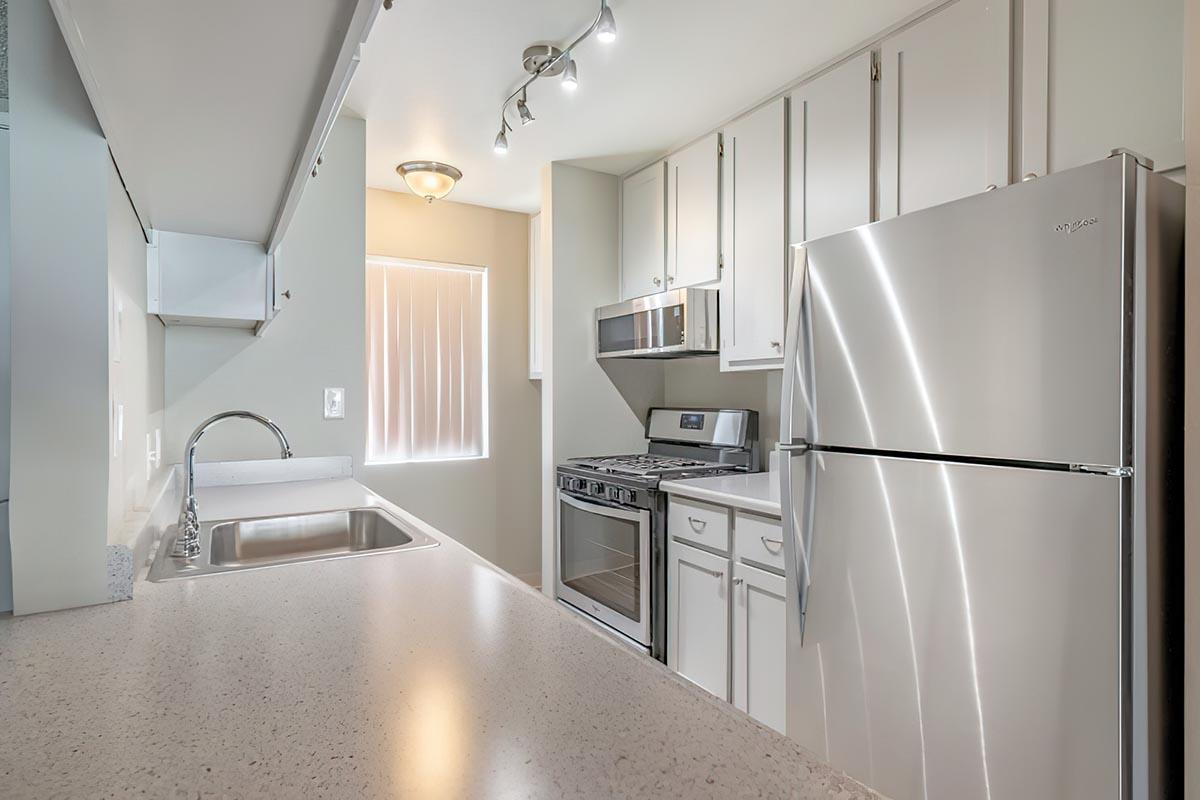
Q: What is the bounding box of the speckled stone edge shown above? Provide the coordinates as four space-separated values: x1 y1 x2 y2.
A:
105 544 133 602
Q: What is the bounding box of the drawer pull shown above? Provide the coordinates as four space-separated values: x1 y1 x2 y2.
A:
760 536 783 554
732 577 744 586
687 516 708 532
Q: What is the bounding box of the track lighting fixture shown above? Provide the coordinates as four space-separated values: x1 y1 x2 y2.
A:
492 0 617 154
517 90 535 126
562 57 579 91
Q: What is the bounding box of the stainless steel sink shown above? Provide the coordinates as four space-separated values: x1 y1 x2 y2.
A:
148 507 438 582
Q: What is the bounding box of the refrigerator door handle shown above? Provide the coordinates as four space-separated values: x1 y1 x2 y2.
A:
778 442 815 643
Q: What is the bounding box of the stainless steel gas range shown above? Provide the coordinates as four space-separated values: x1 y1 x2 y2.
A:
556 407 759 661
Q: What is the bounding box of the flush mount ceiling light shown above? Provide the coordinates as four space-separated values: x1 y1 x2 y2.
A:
492 0 617 154
395 161 463 203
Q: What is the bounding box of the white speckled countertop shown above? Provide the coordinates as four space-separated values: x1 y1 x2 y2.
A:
0 476 878 799
661 470 782 516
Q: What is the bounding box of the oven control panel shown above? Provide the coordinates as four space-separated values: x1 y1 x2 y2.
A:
557 474 638 506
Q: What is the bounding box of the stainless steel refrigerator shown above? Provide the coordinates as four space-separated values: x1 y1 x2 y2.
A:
777 152 1182 800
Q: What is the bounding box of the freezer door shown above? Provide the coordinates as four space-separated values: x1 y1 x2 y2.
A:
781 449 1121 800
789 156 1129 466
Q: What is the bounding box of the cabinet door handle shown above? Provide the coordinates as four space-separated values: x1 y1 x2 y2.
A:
732 577 744 586
653 276 662 286
689 564 723 579
667 275 675 283
760 536 783 553
770 340 781 350
687 516 707 532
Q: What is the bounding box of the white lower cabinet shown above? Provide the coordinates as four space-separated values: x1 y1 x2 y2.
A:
732 562 787 733
667 494 787 731
667 540 731 700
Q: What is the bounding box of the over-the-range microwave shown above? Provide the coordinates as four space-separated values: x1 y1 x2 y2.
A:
595 288 719 359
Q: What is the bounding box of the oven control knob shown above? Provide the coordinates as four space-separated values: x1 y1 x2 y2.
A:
606 485 621 502
622 488 636 504
589 481 604 496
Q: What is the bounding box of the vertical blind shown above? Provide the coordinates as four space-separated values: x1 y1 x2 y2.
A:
366 257 488 463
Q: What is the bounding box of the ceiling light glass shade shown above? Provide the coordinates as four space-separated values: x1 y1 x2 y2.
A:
395 161 463 202
562 58 579 91
494 127 509 155
596 3 617 43
517 97 535 126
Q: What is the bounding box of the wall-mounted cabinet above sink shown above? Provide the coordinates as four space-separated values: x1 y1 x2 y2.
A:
50 0 382 331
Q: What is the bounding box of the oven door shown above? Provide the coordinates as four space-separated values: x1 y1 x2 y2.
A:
556 491 652 647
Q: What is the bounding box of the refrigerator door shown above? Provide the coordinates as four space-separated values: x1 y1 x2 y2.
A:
782 448 1122 800
788 156 1130 467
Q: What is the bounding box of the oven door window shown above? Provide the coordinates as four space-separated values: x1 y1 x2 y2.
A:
559 498 643 621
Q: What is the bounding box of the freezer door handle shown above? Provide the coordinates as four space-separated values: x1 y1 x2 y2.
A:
777 442 816 642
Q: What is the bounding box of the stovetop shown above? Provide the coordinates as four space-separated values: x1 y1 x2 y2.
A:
567 453 739 479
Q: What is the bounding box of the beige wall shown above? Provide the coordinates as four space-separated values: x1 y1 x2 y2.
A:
165 116 541 581
365 188 541 581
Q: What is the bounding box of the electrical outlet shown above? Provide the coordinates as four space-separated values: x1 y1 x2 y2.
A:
324 387 345 420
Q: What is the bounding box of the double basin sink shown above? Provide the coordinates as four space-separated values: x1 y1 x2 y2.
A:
148 507 438 582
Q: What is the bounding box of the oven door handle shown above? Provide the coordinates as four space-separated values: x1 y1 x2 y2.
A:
558 490 646 522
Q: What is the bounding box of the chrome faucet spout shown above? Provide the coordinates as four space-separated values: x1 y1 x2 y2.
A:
170 411 293 559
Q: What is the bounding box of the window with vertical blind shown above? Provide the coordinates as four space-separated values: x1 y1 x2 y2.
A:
365 257 488 464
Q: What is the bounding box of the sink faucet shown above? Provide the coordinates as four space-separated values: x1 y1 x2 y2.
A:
171 411 293 559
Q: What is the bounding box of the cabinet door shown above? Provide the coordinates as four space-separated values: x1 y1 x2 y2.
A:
620 161 666 300
1020 0 1184 178
667 133 721 289
720 97 787 372
732 562 786 733
667 540 731 700
878 0 1011 218
790 51 873 243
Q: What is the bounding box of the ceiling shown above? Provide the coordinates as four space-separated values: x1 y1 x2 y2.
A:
346 0 930 213
56 0 359 242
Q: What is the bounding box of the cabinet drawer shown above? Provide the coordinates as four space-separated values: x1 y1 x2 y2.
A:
734 510 785 574
669 496 731 553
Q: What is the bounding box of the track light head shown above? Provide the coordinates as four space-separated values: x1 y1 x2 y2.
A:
494 126 509 155
597 2 617 43
517 93 535 126
562 57 579 91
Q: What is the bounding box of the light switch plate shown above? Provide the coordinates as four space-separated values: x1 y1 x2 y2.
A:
324 387 345 420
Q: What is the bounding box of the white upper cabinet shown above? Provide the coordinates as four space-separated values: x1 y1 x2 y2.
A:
620 161 667 300
720 97 787 372
49 0 377 250
1020 0 1184 177
789 52 874 244
666 133 721 290
878 0 1011 218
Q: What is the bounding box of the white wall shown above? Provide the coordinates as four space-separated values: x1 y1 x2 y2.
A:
106 159 166 543
662 359 781 469
539 162 666 592
164 118 367 470
8 0 111 614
